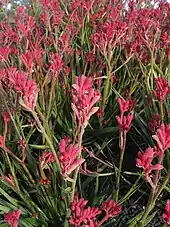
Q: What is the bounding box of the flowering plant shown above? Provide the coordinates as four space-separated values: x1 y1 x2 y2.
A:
0 0 170 226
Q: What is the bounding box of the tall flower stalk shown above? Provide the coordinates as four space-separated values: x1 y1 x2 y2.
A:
115 97 134 201
71 75 100 196
64 75 100 226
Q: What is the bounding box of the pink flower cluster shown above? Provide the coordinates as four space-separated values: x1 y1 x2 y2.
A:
72 75 100 128
69 194 121 227
39 151 55 170
136 123 170 187
0 67 39 113
69 194 101 227
136 147 163 185
4 209 21 227
116 97 135 133
9 69 39 112
152 123 170 153
153 77 170 102
0 46 12 62
49 53 63 75
148 114 160 132
2 111 11 124
102 200 122 219
58 137 85 178
91 5 127 55
20 51 35 74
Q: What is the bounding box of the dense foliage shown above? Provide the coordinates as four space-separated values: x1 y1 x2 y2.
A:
0 0 170 226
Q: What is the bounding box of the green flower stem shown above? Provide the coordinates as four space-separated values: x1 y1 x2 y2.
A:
138 166 160 225
32 111 61 174
47 76 57 120
4 146 21 163
115 130 127 201
115 150 124 201
39 163 47 180
112 54 134 75
70 127 84 202
138 190 155 226
154 163 170 200
102 56 112 113
35 105 52 142
39 84 46 114
73 121 81 144
94 175 99 202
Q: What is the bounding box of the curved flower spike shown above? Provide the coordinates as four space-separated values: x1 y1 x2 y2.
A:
72 75 100 128
58 138 85 177
152 123 170 152
136 147 163 186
